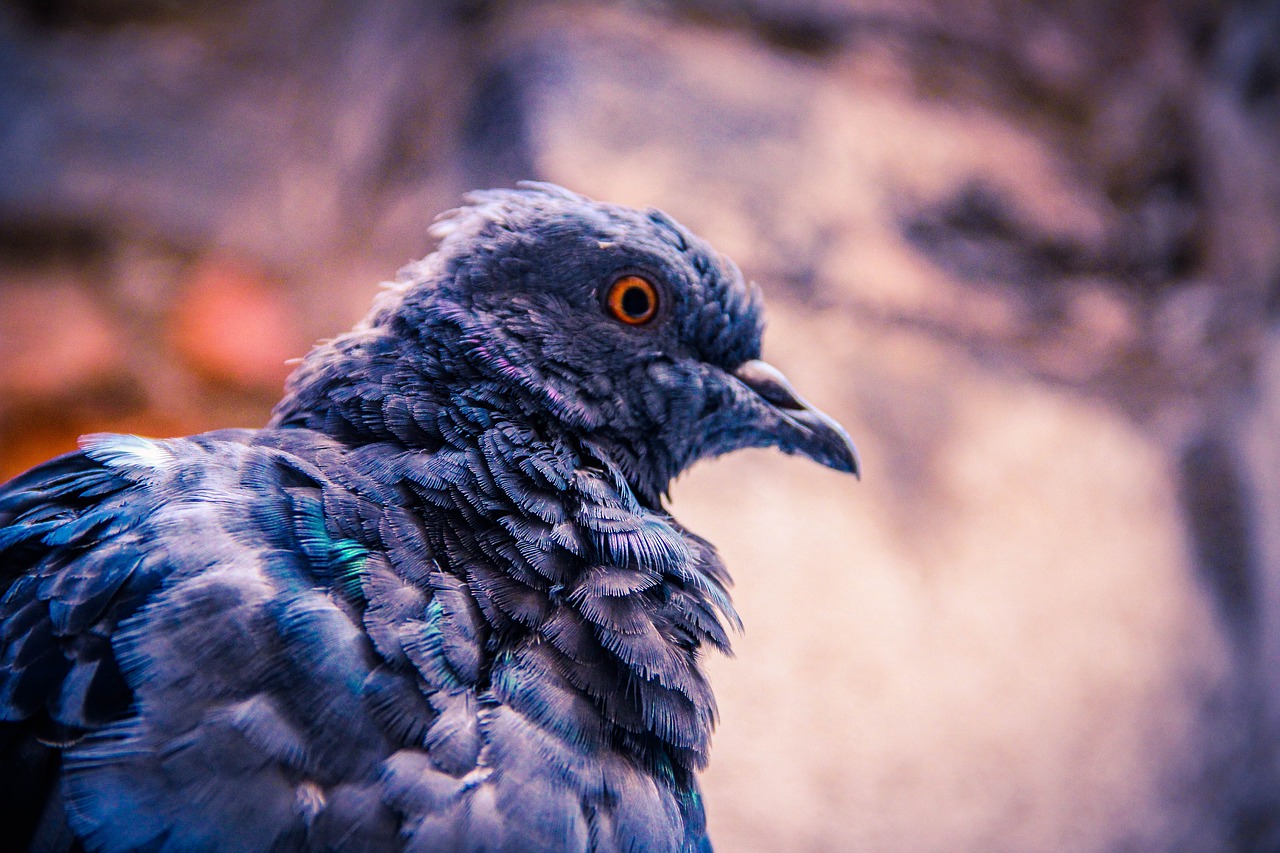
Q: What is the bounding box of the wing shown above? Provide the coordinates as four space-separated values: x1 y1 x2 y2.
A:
0 442 153 730
0 430 533 853
0 440 167 850
0 432 413 852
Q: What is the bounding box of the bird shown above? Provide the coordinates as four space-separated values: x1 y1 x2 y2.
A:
0 183 859 853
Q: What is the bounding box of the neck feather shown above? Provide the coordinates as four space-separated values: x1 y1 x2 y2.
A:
272 320 738 775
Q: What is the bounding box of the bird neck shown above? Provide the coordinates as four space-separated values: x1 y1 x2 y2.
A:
395 402 735 778
271 312 683 503
271 320 738 780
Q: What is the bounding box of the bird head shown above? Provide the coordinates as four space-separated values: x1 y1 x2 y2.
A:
281 184 859 502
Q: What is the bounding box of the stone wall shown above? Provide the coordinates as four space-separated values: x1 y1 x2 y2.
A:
3 1 1279 849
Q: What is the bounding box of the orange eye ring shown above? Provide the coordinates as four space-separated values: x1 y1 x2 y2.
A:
605 275 659 325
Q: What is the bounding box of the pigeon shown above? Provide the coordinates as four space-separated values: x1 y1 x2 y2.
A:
0 183 859 853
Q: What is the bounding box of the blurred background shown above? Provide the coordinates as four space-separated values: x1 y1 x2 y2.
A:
2 0 1280 849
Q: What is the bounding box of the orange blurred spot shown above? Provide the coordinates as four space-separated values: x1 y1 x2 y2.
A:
170 255 303 390
0 282 124 398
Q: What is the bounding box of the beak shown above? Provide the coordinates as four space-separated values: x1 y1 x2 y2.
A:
732 360 861 478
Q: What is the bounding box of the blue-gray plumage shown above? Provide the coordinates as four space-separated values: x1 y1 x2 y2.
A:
0 184 859 853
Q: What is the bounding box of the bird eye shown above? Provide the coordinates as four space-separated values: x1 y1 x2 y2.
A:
605 275 659 325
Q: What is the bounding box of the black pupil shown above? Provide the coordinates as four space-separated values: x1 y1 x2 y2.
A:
620 285 651 318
